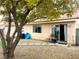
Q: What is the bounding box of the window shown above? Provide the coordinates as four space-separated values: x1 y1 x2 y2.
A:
33 25 42 33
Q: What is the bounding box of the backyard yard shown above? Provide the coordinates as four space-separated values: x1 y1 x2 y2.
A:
0 40 79 59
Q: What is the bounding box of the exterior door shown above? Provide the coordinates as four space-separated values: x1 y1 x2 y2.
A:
52 24 67 43
52 25 60 40
60 25 65 41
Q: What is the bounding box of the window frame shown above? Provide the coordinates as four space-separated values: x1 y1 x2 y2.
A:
33 25 42 33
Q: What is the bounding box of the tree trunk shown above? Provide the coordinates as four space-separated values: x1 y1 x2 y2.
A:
3 29 21 59
3 48 15 59
3 53 14 59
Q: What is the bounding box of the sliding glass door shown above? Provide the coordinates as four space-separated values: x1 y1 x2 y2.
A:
52 24 67 43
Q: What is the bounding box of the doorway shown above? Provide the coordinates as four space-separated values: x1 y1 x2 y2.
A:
60 25 65 41
52 24 67 44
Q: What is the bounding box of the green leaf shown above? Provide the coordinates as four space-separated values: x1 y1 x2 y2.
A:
26 0 38 6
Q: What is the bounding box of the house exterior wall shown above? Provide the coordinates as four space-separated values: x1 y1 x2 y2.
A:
2 20 76 45
23 24 52 41
67 22 76 45
23 21 76 45
52 22 76 45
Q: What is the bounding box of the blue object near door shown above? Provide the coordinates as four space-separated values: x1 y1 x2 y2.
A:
25 32 31 40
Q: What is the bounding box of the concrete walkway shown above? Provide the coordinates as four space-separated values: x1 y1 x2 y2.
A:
18 39 67 47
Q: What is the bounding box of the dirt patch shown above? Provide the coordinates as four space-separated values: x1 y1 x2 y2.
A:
0 40 79 59
15 46 79 59
0 45 79 59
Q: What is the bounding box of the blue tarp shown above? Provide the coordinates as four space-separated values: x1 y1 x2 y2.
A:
25 32 31 39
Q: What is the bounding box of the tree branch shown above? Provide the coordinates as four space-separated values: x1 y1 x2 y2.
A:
12 27 22 51
20 8 30 27
20 0 42 27
6 11 11 40
5 10 12 51
10 0 18 27
11 28 17 41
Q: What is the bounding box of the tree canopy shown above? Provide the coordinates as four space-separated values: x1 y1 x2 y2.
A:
0 0 77 22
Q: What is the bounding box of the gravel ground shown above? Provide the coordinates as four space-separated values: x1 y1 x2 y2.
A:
0 40 79 59
0 45 79 59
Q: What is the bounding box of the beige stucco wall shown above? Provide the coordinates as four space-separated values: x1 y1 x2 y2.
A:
2 20 76 45
23 21 76 45
67 22 76 45
4 22 76 44
52 22 76 45
23 24 52 41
